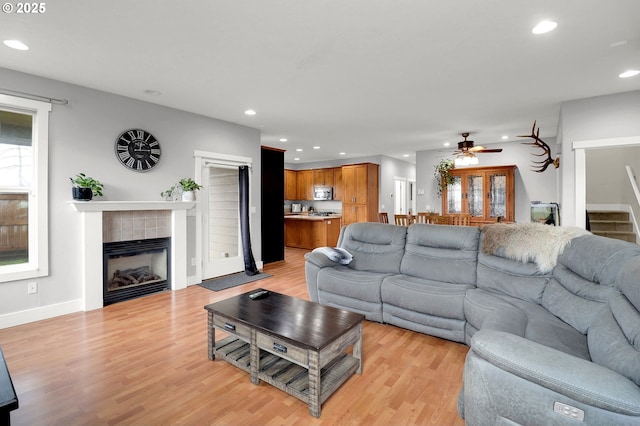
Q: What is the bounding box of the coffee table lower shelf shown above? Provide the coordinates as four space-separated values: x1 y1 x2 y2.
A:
215 336 360 414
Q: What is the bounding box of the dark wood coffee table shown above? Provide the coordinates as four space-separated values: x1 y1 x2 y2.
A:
204 289 364 418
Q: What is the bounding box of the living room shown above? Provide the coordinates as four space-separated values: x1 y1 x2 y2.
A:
1 1 640 424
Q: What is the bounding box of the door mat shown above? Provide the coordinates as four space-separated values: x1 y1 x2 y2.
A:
198 272 272 292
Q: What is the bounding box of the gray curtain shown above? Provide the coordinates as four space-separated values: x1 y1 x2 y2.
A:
239 166 258 275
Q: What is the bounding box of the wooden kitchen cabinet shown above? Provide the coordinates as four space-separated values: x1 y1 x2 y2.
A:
284 169 297 200
342 163 379 225
313 168 334 187
284 217 341 249
296 170 313 200
442 165 516 225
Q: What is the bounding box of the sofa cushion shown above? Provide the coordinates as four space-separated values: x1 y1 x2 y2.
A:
400 224 479 284
382 274 473 320
541 265 617 334
588 293 640 387
588 257 640 387
316 266 392 322
465 288 590 360
317 266 390 303
476 251 549 304
558 234 640 286
338 223 407 274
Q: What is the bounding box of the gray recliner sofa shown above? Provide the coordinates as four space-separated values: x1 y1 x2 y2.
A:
304 222 640 425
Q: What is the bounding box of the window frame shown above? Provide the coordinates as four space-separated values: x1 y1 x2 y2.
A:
0 94 51 283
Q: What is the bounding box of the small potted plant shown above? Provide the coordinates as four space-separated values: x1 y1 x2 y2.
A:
70 172 104 201
161 178 202 201
434 159 455 197
178 178 202 201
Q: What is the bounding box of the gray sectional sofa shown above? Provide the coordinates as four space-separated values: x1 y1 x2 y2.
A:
304 222 640 425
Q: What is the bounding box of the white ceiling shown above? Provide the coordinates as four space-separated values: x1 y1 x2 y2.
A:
1 1 639 164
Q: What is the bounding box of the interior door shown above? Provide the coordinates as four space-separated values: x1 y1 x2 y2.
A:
394 177 407 214
201 164 243 279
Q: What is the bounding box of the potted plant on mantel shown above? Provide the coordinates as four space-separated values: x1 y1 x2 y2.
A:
161 178 202 201
70 172 104 201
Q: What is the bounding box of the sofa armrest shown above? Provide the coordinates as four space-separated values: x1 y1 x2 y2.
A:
304 251 341 303
469 329 640 416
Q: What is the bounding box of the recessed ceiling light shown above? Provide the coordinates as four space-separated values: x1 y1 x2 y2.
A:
443 142 450 147
610 40 628 48
296 148 303 152
3 39 29 50
279 138 288 142
144 90 161 96
619 70 640 78
501 135 509 140
244 109 256 116
294 157 300 161
313 146 320 150
403 154 410 158
532 20 557 35
339 152 346 155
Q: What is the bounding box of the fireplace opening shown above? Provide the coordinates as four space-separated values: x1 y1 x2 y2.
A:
103 237 171 305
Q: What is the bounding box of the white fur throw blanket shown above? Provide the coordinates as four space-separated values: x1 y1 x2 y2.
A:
480 223 590 273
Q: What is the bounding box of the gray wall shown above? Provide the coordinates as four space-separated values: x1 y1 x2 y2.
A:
0 67 261 321
415 138 559 223
559 90 640 225
586 147 640 205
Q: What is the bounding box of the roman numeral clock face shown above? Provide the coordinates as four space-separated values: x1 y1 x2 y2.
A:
115 129 161 172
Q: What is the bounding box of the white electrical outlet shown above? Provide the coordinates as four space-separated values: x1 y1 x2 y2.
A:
191 258 197 266
28 282 38 294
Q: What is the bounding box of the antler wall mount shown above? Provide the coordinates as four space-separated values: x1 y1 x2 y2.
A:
519 121 560 173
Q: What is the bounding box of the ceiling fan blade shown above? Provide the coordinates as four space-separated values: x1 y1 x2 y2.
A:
475 148 503 153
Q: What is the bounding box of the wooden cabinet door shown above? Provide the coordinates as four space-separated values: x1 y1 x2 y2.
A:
284 170 297 200
342 204 368 226
342 165 368 203
296 170 313 200
313 168 334 187
333 167 343 200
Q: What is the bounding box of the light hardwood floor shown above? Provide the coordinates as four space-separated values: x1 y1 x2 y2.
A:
0 248 467 425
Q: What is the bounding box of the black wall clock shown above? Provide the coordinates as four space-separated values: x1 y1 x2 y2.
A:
115 129 161 172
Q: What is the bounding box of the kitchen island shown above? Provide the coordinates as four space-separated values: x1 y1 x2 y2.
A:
284 214 342 249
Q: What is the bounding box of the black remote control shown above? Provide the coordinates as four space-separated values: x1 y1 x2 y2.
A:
249 290 269 300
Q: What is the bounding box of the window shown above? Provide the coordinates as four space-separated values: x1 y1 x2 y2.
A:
0 94 50 282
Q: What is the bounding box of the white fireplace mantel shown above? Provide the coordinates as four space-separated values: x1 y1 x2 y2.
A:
70 201 196 311
69 200 196 212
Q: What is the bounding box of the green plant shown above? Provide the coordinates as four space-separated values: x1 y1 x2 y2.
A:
160 185 178 200
70 172 104 197
178 178 202 192
161 178 202 200
434 159 455 197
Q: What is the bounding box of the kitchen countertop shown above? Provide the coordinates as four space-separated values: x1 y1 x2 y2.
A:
284 214 342 221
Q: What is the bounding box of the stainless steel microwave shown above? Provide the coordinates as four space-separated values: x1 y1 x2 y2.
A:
313 186 333 200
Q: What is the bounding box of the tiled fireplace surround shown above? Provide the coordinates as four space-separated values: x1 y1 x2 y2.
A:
70 201 195 310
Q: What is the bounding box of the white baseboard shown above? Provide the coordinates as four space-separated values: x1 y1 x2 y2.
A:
0 299 83 329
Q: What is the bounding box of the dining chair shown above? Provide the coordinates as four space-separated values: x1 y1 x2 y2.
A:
378 212 389 223
436 215 452 225
394 214 410 226
449 214 471 226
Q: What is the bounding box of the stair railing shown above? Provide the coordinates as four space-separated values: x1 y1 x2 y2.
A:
625 165 640 244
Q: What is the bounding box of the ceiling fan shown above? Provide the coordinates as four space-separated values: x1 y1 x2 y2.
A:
452 133 502 165
453 133 503 155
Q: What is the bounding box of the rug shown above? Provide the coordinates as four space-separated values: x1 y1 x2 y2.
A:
198 271 272 292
